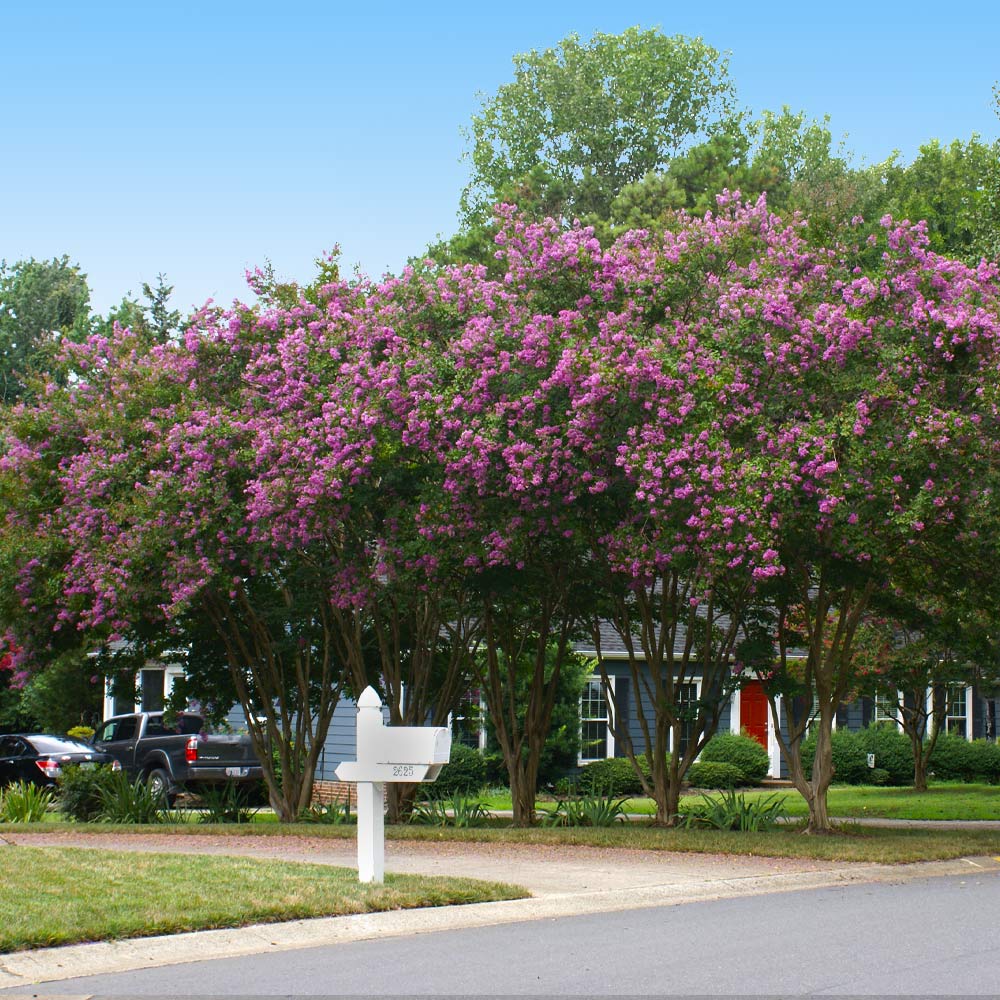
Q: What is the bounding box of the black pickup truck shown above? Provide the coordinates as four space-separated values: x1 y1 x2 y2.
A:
92 711 263 803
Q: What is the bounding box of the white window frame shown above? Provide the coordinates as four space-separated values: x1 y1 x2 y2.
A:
448 692 487 752
103 660 186 721
579 675 615 764
873 689 903 730
945 684 973 740
667 679 702 758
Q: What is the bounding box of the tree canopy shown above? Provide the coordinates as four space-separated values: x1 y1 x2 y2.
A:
461 27 738 224
4 193 999 828
0 256 91 404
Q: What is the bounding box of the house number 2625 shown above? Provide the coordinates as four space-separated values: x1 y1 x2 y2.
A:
392 765 415 777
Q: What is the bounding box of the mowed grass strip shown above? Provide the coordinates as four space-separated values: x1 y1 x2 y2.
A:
6 820 1000 864
373 822 1000 863
0 846 527 954
473 782 1000 822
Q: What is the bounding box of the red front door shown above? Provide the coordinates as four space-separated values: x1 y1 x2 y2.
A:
740 681 769 748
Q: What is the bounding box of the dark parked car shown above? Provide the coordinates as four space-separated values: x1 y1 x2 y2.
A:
0 734 119 788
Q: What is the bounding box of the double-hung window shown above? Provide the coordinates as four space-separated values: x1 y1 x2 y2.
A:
450 691 486 751
579 676 614 762
672 682 699 758
873 690 900 728
945 684 969 738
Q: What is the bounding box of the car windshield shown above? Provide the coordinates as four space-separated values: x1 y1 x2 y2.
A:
27 736 94 754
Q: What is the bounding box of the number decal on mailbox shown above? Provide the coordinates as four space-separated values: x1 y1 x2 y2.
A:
392 765 415 777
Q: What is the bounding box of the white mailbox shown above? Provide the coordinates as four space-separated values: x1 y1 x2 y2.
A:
335 686 453 883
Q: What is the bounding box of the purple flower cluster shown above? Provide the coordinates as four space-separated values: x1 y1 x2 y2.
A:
3 194 999 670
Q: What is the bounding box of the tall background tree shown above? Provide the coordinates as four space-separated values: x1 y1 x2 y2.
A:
0 256 91 405
461 27 738 226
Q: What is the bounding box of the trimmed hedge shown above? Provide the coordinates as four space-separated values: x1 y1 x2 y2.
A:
799 728 870 785
431 744 488 797
686 760 744 789
929 733 1000 783
699 732 770 784
797 725 1000 786
856 724 913 785
577 755 653 796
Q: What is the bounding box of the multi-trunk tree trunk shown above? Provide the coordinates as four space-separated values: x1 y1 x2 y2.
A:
329 589 478 824
478 588 576 827
594 571 748 827
899 685 945 793
204 584 345 823
764 570 874 835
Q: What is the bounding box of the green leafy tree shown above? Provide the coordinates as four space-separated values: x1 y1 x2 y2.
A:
852 604 979 792
875 136 997 261
0 651 103 733
0 256 91 404
141 274 182 343
482 643 590 793
461 27 738 225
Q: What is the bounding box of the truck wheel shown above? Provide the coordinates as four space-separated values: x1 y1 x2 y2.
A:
147 768 175 806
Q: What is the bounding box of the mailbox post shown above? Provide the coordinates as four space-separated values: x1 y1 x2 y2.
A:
335 686 451 883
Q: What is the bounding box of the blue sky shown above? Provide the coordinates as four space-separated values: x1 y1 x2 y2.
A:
3 1 998 316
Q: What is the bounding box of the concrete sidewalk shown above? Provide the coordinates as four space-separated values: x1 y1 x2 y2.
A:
2 832 999 991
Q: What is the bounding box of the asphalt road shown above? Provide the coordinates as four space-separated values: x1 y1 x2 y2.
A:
6 871 1000 997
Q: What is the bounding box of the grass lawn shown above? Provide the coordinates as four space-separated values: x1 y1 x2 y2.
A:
5 815 1000 865
0 846 526 953
478 782 1000 822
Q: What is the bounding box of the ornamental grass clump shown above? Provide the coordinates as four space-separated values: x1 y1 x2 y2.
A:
197 783 259 824
542 791 628 827
683 790 787 832
97 770 169 824
409 795 490 828
0 780 54 823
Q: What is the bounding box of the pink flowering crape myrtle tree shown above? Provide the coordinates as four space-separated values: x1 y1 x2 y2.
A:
728 212 1000 833
239 272 482 822
577 204 789 826
402 216 612 826
0 315 361 820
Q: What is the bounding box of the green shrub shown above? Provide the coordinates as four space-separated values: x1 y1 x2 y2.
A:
928 731 979 782
682 790 787 831
0 781 54 822
800 728 869 785
482 752 507 787
686 760 744 789
856 725 913 785
577 755 651 796
66 725 95 742
868 767 891 786
928 733 1000 783
57 764 118 822
700 732 770 784
971 740 1000 783
431 744 488 798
